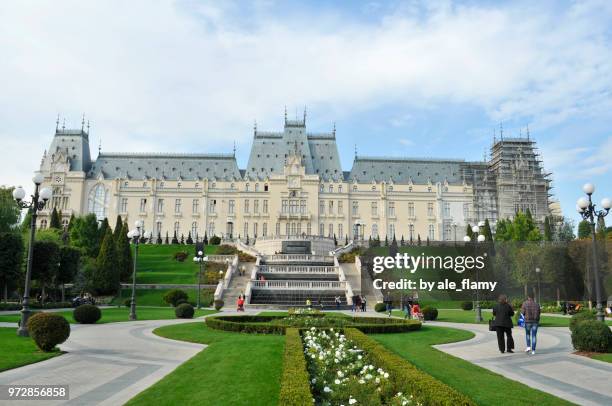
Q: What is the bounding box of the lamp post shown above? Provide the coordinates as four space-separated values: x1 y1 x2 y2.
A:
576 183 610 322
13 173 52 336
535 267 541 305
193 251 208 309
127 220 144 320
464 221 486 323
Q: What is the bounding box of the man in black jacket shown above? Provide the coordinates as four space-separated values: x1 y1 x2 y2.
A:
492 294 515 353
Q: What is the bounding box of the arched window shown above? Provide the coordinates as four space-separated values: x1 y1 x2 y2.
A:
191 222 198 237
428 224 435 240
372 223 378 239
88 184 108 220
174 221 180 234
39 219 48 229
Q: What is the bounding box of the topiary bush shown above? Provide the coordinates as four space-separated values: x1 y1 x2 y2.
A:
73 304 102 324
27 313 70 352
571 320 612 353
374 302 387 313
173 251 188 262
569 311 596 333
214 299 224 311
216 244 237 255
461 301 473 311
209 236 221 245
163 289 188 307
238 251 256 262
422 306 438 321
175 303 195 319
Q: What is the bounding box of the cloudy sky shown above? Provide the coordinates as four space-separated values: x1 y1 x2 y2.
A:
1 0 611 227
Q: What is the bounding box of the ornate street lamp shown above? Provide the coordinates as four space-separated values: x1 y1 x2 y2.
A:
13 173 52 336
535 267 541 305
127 220 144 320
464 224 486 323
576 183 611 322
193 251 208 309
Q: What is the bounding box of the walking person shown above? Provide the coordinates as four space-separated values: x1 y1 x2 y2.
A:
384 293 393 317
521 294 541 355
402 295 413 319
492 294 515 354
360 295 366 312
334 295 342 310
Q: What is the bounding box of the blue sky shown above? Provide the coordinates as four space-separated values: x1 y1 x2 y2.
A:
0 0 611 228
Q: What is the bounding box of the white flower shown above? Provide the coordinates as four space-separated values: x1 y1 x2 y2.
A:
311 378 316 384
383 372 389 379
323 386 332 393
349 398 357 405
337 371 344 377
334 379 341 385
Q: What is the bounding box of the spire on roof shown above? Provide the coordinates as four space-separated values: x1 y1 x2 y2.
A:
333 122 336 137
499 122 503 140
233 141 236 157
55 114 60 132
87 120 90 133
284 105 287 124
62 118 66 131
81 113 85 131
354 144 357 159
253 120 257 136
526 124 530 140
303 106 307 124
98 138 101 156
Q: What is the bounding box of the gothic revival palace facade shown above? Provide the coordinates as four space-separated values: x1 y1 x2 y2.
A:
36 112 554 241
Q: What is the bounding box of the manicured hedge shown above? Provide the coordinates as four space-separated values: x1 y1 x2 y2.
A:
73 304 102 324
571 320 612 353
205 315 421 335
27 313 71 352
278 328 313 405
344 328 475 406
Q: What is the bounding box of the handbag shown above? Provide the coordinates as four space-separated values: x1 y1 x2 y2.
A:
518 313 525 328
488 318 496 332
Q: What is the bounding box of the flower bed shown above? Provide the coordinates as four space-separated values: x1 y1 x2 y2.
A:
205 314 421 335
303 327 416 405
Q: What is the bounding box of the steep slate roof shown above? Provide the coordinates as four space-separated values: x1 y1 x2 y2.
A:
87 152 241 181
346 156 467 184
48 129 92 172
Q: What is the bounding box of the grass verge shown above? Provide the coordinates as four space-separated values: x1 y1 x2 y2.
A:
0 327 61 371
126 322 284 406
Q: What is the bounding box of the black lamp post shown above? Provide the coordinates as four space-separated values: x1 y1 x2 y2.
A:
576 183 611 322
193 250 208 309
127 220 144 320
535 267 541 305
464 222 486 323
13 173 53 336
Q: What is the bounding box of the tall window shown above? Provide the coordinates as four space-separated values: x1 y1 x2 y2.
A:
156 221 162 236
262 222 267 237
388 201 395 217
352 185 357 192
372 223 379 238
319 200 325 215
254 199 259 213
254 183 259 192
444 223 451 240
427 202 434 217
40 219 47 229
120 198 128 213
140 198 147 213
329 185 333 193
229 200 235 214
338 224 343 239
352 201 359 215
263 200 268 214
338 201 343 215
157 199 164 213
409 224 415 240
408 202 414 217
371 201 377 216
319 223 325 236
307 222 312 235
192 222 198 237
443 202 450 218
338 185 343 193
286 223 290 236
328 200 334 214
88 184 108 220
328 223 334 238
175 199 182 214
192 199 199 213
208 221 215 236
253 223 258 237
389 223 395 238
244 199 250 213
463 203 470 219
428 224 435 240
300 200 306 214
174 221 180 234
208 199 216 214
276 222 280 236
244 222 249 237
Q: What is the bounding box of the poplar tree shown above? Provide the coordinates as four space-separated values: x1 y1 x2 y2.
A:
94 228 120 294
116 221 132 282
49 207 62 230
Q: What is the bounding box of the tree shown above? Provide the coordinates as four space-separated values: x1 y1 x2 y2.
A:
186 232 193 245
345 235 349 245
112 215 123 241
180 233 185 245
466 224 474 240
156 232 162 244
389 235 398 258
596 216 607 240
49 208 62 230
400 235 405 246
543 216 553 242
512 244 540 298
556 217 575 242
165 231 169 244
116 221 132 282
0 232 23 302
203 231 209 245
0 187 21 233
494 219 510 241
172 231 179 244
57 246 80 301
31 240 60 303
333 234 338 246
482 219 493 241
67 214 76 232
98 218 110 245
93 228 120 294
70 214 101 257
578 220 592 239
510 211 542 241
417 234 421 246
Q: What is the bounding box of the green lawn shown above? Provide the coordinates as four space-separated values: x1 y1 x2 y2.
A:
110 288 214 307
0 307 216 324
135 244 218 284
0 328 61 371
391 309 612 327
126 322 284 406
372 326 573 406
590 353 612 363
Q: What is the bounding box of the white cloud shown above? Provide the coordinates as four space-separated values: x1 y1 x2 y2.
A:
0 0 611 193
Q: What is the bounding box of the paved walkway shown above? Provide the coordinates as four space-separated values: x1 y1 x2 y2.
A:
0 318 206 406
431 321 612 406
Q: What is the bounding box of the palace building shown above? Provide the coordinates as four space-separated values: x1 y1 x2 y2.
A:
36 111 554 241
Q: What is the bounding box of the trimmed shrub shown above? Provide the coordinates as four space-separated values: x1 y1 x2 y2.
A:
173 251 188 262
123 298 132 307
163 289 188 307
569 311 596 333
479 301 495 309
279 328 313 406
422 306 438 321
73 304 102 324
209 236 221 245
27 313 70 352
175 303 195 319
216 244 237 255
461 301 473 311
374 302 387 313
344 328 475 406
214 299 224 311
571 320 612 353
238 251 256 262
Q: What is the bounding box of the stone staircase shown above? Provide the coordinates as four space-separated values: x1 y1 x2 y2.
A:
222 263 253 307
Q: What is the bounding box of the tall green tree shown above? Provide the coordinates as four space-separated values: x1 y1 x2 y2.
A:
494 219 511 241
543 216 553 242
556 217 575 241
596 216 607 240
482 219 493 241
70 214 101 257
93 228 120 294
0 232 23 302
112 215 123 241
116 221 132 282
57 246 80 301
0 187 21 232
465 224 474 240
577 220 592 239
49 208 62 230
98 218 110 244
31 240 60 302
67 213 76 232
